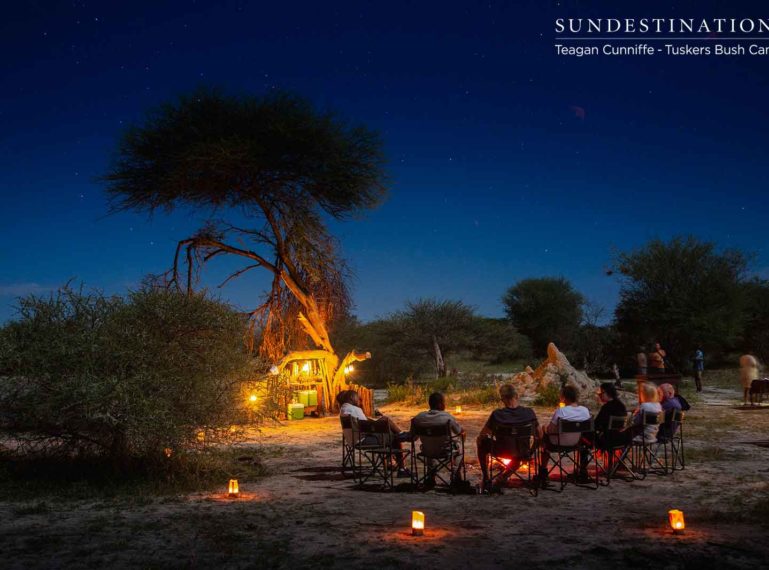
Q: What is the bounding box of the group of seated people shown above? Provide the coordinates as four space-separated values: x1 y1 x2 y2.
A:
338 378 686 489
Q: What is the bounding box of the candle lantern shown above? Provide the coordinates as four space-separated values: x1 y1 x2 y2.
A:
411 511 425 536
228 479 240 498
668 509 685 534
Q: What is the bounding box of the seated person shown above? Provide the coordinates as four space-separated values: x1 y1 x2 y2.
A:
659 383 682 413
594 382 628 448
338 389 411 476
631 382 663 443
411 392 463 438
476 384 539 488
658 382 682 439
411 392 465 482
542 385 590 448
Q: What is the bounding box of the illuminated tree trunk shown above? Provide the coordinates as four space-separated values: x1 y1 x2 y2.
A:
276 349 371 412
433 335 446 378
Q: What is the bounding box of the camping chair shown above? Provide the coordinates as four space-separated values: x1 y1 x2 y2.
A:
594 414 637 485
630 411 666 479
484 422 539 496
658 409 685 472
340 414 355 476
540 417 597 491
410 421 465 491
350 416 410 490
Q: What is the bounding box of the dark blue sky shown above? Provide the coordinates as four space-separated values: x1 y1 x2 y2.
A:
2 1 768 323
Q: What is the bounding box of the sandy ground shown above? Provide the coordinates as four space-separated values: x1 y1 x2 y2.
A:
1 383 769 569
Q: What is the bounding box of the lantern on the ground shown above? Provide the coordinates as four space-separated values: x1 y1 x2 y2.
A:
411 511 425 536
228 479 240 498
455 405 462 414
668 509 685 534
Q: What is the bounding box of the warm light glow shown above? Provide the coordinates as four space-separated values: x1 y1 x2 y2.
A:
301 362 310 374
343 366 349 375
517 462 529 472
500 458 512 466
228 479 239 497
455 406 462 414
559 402 565 408
668 509 685 533
349 364 354 372
196 431 205 442
249 394 257 402
163 447 172 458
411 511 425 536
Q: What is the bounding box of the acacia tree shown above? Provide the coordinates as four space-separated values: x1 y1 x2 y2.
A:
395 299 479 377
614 236 750 368
502 277 585 356
104 90 387 410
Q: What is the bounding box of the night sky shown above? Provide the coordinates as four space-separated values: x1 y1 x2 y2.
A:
2 1 768 324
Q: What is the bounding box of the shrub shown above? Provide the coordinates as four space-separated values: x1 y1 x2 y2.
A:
533 382 561 407
0 286 253 469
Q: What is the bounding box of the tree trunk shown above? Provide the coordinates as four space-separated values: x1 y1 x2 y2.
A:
433 335 446 378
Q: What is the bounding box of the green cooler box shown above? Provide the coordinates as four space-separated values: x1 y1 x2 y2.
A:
287 403 305 420
294 390 318 407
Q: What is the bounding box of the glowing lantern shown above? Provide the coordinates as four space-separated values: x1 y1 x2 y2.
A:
249 394 258 403
500 458 512 467
517 462 529 472
349 364 354 372
228 479 239 498
163 447 172 458
411 511 425 536
668 509 685 534
343 366 349 375
454 405 462 414
196 431 205 442
559 402 565 408
301 362 311 374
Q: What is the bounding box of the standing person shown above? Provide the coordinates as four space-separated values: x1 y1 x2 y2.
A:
648 342 666 374
693 348 704 392
739 354 760 406
612 363 621 388
636 347 648 376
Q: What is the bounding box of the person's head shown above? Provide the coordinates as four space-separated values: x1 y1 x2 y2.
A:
347 391 361 407
640 382 659 403
598 382 618 403
639 345 646 352
428 392 446 411
335 390 350 407
499 384 519 407
659 383 675 401
655 342 662 350
560 384 579 405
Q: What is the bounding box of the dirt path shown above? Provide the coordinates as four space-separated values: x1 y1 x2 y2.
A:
1 386 769 569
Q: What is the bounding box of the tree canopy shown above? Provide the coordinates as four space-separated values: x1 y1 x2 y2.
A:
502 277 584 355
103 89 387 362
614 236 750 367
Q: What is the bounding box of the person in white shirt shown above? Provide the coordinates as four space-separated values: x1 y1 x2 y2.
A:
543 385 590 447
337 389 411 476
631 382 663 442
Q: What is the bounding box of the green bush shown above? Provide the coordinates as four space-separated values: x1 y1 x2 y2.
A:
533 382 561 407
0 286 253 470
